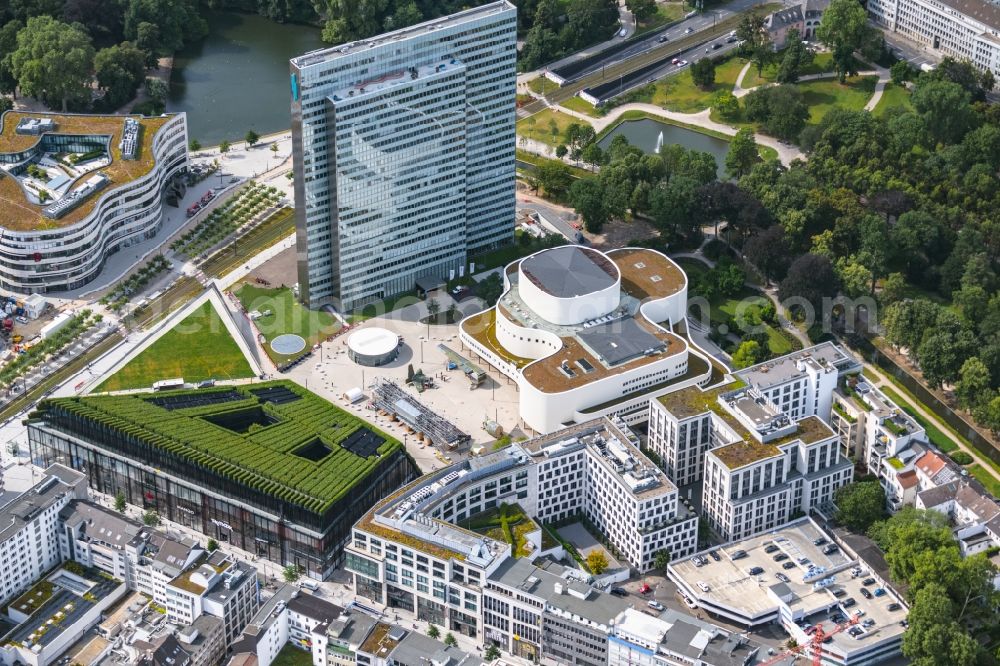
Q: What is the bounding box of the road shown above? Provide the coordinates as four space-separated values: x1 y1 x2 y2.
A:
562 0 765 84
881 32 936 71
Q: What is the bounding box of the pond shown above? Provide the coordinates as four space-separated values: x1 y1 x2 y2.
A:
168 11 324 146
597 117 730 176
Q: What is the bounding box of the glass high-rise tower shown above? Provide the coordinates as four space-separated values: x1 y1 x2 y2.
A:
289 2 517 309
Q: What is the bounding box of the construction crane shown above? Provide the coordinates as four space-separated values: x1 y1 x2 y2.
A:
756 615 861 666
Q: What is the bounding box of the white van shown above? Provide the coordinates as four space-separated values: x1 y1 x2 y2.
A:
300 579 320 592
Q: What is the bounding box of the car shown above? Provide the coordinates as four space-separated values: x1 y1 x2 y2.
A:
863 619 876 628
712 42 722 49
848 627 863 637
831 613 846 623
843 597 856 608
571 222 582 230
697 581 710 592
833 589 847 598
773 553 788 562
610 587 628 597
658 35 669 43
679 59 688 66
813 537 827 546
863 577 876 585
888 603 902 612
823 636 833 643
749 566 764 576
14 316 27 325
685 26 693 33
776 573 790 583
683 595 698 609
704 47 711 53
860 588 873 599
618 28 628 37
709 550 721 561
730 550 748 560
638 583 652 594
874 588 886 597
648 600 665 611
824 544 839 555
798 558 810 565
764 544 779 554
854 609 866 618
782 561 796 570
672 57 680 64
726 36 738 43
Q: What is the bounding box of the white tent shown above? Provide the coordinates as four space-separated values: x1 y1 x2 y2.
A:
344 387 365 404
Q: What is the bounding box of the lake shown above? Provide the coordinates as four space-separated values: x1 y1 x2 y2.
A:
597 117 730 176
168 12 324 146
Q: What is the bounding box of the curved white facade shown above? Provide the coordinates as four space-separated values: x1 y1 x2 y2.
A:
0 112 188 293
517 247 621 326
461 246 715 434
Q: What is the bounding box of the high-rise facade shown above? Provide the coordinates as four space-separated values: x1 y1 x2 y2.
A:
289 2 517 309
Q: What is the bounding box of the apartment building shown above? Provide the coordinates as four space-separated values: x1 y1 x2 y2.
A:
166 551 259 645
608 608 765 666
0 465 87 606
289 2 517 309
0 112 188 293
868 0 1000 79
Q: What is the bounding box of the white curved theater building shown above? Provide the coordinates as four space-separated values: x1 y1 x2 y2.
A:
460 246 718 433
0 112 188 293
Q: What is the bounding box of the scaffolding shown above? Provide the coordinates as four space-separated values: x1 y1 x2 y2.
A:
370 378 471 449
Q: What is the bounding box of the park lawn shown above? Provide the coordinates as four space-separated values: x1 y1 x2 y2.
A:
741 52 835 89
968 465 1000 497
872 82 913 117
562 96 602 117
234 284 340 362
635 2 686 35
652 57 748 113
349 292 421 323
517 109 581 147
527 76 557 96
272 645 314 666
798 75 878 124
98 302 254 391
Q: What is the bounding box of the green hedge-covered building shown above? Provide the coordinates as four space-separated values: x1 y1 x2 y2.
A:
27 381 417 580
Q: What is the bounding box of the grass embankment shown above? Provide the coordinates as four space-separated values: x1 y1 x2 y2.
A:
634 2 686 35
98 302 254 392
562 95 603 117
233 284 340 363
517 109 580 146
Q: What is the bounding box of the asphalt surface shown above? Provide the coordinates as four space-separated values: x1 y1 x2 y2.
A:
564 0 767 83
881 32 937 71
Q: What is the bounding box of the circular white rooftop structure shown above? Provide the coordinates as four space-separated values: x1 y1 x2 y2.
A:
518 246 621 326
347 327 400 367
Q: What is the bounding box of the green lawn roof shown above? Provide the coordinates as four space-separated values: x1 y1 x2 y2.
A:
37 381 401 515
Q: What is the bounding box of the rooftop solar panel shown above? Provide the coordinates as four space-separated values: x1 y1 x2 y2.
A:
340 428 385 458
250 386 302 405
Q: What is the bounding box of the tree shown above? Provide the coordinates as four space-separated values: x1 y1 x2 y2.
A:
427 624 440 639
736 13 773 76
834 481 886 532
955 357 991 410
911 78 976 145
282 565 301 583
0 20 24 96
245 129 260 148
713 91 739 119
626 0 657 22
142 510 160 526
555 144 568 159
561 0 619 51
206 538 219 552
94 41 146 109
219 140 231 156
882 299 940 352
650 176 699 237
580 143 604 170
726 128 758 179
776 29 813 83
586 550 609 574
443 632 458 648
569 177 609 232
484 644 501 661
690 57 716 89
189 138 201 152
743 225 790 283
779 253 838 317
536 161 572 198
477 272 504 306
880 272 907 305
816 0 873 82
732 340 764 368
124 0 207 55
426 298 440 331
144 77 167 109
114 491 127 513
916 310 976 388
890 60 913 85
653 550 671 570
763 86 809 141
270 142 279 156
9 16 95 111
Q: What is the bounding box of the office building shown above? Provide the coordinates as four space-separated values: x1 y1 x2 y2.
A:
289 2 517 309
0 111 188 293
461 245 721 433
28 381 418 579
868 0 1000 79
0 464 87 606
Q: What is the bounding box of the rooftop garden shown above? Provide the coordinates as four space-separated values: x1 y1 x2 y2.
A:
10 580 53 617
833 402 857 424
34 381 402 515
232 284 340 365
461 503 538 558
887 457 905 470
882 417 909 437
712 439 781 470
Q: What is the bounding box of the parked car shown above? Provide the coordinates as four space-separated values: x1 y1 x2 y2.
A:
709 550 721 561
683 595 698 609
764 544 779 554
782 561 796 570
863 577 876 585
863 619 876 628
860 588 873 599
697 581 710 592
824 544 839 555
610 588 628 597
888 603 902 612
776 573 790 583
843 597 856 608
648 600 665 611
749 566 764 575
773 553 788 562
14 316 27 325
833 589 847 598
813 537 827 546
730 549 748 560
